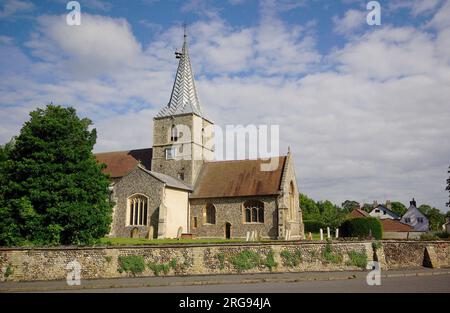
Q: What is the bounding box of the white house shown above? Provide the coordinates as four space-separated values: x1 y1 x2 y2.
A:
400 199 429 232
369 201 401 220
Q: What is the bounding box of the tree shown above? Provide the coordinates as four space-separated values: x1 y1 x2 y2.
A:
447 166 450 208
318 200 344 229
361 203 373 213
418 204 432 216
341 200 360 213
0 105 113 246
300 193 320 221
426 208 445 231
390 201 407 217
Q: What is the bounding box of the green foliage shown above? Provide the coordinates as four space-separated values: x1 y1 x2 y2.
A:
104 256 112 263
216 252 225 269
421 207 446 231
230 249 261 272
263 249 277 271
390 202 407 216
340 217 383 240
118 255 145 276
346 251 368 269
300 194 320 220
420 233 438 241
322 243 343 264
372 241 382 251
447 166 450 208
0 105 114 246
280 249 302 267
303 220 326 233
148 258 178 276
341 200 360 213
361 203 373 213
4 264 13 278
300 194 345 229
436 231 450 239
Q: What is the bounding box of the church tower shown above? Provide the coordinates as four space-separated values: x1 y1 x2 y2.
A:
151 30 214 187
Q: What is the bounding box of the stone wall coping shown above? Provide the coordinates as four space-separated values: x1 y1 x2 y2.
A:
0 240 448 252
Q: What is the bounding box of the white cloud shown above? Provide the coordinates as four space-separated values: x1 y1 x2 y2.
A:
0 2 449 210
389 0 443 17
0 0 34 19
333 9 366 36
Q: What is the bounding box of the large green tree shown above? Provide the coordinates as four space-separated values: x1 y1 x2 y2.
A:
300 193 320 221
341 200 360 213
0 105 113 246
390 201 407 217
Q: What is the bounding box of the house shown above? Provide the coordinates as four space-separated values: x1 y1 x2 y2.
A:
95 33 304 240
443 218 450 233
400 199 429 232
368 200 401 220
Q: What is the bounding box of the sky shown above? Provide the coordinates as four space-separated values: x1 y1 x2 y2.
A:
0 0 449 211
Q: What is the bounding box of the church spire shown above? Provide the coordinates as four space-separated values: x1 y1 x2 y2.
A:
156 26 204 118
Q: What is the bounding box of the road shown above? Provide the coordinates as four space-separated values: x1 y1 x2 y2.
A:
55 273 450 293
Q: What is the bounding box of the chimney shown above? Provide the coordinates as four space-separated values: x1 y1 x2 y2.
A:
386 200 392 210
410 198 417 207
373 200 378 208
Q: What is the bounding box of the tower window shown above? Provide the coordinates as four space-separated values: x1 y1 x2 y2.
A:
171 125 178 142
165 147 176 160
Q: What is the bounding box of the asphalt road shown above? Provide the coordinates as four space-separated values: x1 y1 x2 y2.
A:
56 273 450 293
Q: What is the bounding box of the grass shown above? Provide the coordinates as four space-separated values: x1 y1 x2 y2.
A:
99 237 246 246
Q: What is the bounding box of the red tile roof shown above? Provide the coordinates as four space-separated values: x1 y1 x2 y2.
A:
190 157 287 199
349 208 370 218
95 148 152 178
381 219 414 232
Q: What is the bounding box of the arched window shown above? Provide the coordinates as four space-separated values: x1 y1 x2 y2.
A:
171 125 178 142
205 203 216 224
128 195 148 226
289 181 295 220
244 200 264 223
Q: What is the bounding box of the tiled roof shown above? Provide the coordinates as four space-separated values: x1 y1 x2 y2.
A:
140 168 192 191
190 157 287 199
381 219 414 232
349 208 370 218
95 148 152 178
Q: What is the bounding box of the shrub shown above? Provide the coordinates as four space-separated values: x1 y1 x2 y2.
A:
322 243 343 264
264 250 278 271
371 241 382 251
346 251 368 269
118 255 145 276
216 253 225 270
230 250 261 272
435 231 450 239
340 217 383 240
420 233 438 241
148 258 178 276
4 264 13 278
280 249 302 267
304 220 326 233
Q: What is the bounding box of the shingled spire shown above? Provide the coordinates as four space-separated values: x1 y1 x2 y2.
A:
156 27 204 118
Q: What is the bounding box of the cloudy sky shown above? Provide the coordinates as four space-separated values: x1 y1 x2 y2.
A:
0 0 449 210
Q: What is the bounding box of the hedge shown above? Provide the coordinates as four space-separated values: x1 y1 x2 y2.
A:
303 220 326 233
340 217 383 240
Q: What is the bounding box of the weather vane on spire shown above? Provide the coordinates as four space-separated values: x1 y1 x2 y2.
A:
175 22 188 59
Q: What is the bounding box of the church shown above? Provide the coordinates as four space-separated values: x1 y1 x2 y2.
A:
96 33 304 240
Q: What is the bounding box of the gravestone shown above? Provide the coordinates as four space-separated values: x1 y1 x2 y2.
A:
246 231 250 242
146 226 154 240
308 232 313 240
177 226 183 239
320 228 324 241
131 227 139 238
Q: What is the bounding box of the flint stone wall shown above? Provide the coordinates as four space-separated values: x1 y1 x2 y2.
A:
0 240 449 282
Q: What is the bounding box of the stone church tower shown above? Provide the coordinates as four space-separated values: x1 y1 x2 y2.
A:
151 33 214 187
